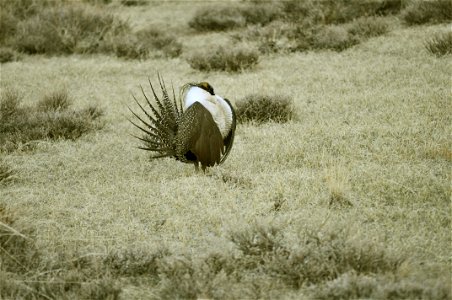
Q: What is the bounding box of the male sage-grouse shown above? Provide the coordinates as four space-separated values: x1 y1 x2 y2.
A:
129 75 236 171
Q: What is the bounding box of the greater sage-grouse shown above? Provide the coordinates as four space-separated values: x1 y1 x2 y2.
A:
129 76 236 171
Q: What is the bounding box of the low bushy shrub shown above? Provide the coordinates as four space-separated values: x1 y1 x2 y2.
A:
0 2 179 60
310 272 452 300
37 89 72 112
189 4 280 32
402 0 452 25
281 0 402 25
0 160 14 184
0 11 19 43
347 16 390 38
234 15 390 54
425 31 452 57
106 33 148 60
187 45 259 72
189 6 246 32
235 94 294 124
0 204 40 273
231 21 300 54
239 4 282 25
120 0 147 6
0 48 20 63
313 25 360 51
0 89 104 152
136 27 182 58
103 27 182 60
14 6 127 55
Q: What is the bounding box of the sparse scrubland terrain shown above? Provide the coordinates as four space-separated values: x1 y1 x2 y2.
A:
1 0 451 299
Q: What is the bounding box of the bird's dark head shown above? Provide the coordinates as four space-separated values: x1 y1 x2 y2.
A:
196 82 215 95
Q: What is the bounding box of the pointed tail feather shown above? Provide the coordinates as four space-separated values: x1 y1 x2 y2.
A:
129 76 183 160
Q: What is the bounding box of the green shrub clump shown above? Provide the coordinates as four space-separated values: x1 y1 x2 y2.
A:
14 6 127 55
0 1 182 60
234 15 391 54
0 160 14 184
281 0 401 24
187 45 259 72
189 4 280 32
402 0 452 25
425 31 452 57
0 48 20 63
108 27 183 60
0 89 104 152
236 94 294 124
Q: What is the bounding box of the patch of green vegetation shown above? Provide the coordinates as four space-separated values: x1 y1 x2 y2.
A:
425 31 452 57
0 0 182 60
268 0 401 26
0 160 15 184
309 271 451 299
236 94 294 124
120 0 147 6
234 16 392 54
187 44 259 72
136 27 183 58
0 88 104 152
4 217 429 299
402 0 452 25
188 4 279 32
0 47 21 63
0 204 40 274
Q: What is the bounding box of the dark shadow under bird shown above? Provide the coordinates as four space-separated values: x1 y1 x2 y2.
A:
129 75 236 171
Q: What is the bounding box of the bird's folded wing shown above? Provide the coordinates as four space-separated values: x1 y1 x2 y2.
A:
220 98 236 164
177 102 224 169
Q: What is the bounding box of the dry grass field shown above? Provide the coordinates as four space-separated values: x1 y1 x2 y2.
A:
1 1 451 299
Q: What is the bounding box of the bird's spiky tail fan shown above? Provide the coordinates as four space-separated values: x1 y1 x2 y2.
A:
128 74 184 159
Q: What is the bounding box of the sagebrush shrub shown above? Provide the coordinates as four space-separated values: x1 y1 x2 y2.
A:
231 21 300 54
136 27 182 58
120 0 147 6
14 6 127 55
281 0 401 25
313 25 360 51
189 6 246 31
310 272 452 300
239 4 282 25
0 47 20 63
1 2 162 60
0 204 40 272
189 4 280 32
425 31 452 57
0 160 14 183
187 45 259 72
0 10 19 43
107 33 148 60
0 88 23 119
235 94 294 124
37 89 71 112
402 0 452 25
0 88 104 152
347 16 390 38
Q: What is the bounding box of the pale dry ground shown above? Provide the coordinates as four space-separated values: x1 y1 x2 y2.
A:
1 2 451 297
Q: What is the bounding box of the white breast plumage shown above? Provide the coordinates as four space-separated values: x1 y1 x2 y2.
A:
184 86 233 138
